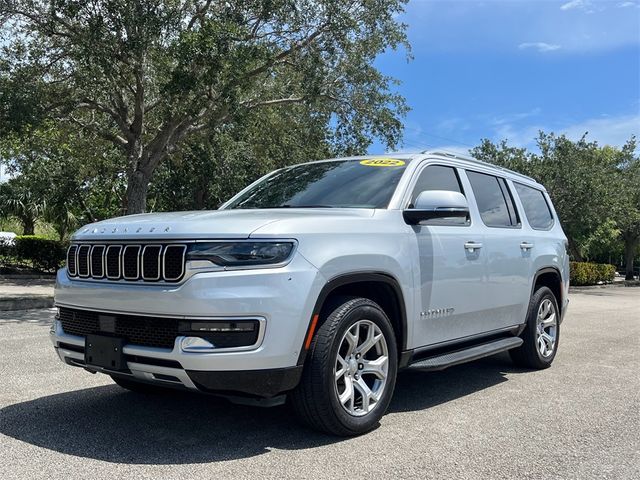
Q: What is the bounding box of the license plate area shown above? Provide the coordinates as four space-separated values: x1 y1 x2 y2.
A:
85 334 127 371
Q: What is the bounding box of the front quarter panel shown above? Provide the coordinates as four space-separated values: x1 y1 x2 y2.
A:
251 209 418 346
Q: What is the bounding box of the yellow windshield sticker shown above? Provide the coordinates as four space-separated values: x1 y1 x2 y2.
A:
360 158 406 167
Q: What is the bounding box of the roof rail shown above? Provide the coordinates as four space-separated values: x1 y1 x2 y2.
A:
421 150 535 182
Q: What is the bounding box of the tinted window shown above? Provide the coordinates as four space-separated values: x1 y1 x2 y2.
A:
467 171 518 228
411 165 462 205
411 165 468 226
498 178 520 226
514 183 554 230
226 159 408 209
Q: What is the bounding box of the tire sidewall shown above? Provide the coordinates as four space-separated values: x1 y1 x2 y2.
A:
324 301 398 432
529 287 561 365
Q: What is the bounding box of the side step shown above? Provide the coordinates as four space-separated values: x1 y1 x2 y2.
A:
408 337 523 371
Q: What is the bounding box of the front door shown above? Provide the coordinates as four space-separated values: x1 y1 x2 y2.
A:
408 164 489 347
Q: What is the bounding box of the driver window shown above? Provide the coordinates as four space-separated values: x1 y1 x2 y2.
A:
410 165 464 206
410 165 469 226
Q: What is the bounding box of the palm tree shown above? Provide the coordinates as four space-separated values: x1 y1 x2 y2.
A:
0 179 46 235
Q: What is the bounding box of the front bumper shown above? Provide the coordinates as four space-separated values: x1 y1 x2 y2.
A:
51 252 324 397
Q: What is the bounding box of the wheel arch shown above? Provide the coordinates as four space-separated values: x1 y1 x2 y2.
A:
296 272 408 366
532 266 564 319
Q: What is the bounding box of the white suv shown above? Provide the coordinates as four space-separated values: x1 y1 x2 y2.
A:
51 151 569 435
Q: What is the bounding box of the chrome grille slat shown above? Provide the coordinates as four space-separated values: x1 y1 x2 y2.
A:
163 245 187 281
77 245 91 277
66 242 186 283
90 245 105 278
122 245 141 280
142 245 162 281
67 245 78 276
105 245 122 279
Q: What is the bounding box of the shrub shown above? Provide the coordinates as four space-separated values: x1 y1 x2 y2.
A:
570 261 616 286
14 235 67 272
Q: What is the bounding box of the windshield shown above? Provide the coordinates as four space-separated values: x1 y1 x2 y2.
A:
225 159 408 209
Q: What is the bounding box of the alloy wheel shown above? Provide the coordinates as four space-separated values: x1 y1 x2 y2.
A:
334 319 389 417
536 298 557 358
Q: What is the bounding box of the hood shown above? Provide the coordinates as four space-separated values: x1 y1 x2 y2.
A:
71 208 374 241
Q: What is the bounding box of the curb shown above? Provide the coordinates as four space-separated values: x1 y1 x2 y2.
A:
0 296 55 311
570 282 639 292
0 274 56 280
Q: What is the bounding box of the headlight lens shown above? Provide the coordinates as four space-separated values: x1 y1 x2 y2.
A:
186 241 294 267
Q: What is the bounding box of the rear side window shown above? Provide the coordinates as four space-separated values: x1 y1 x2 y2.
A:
514 183 554 230
466 171 520 228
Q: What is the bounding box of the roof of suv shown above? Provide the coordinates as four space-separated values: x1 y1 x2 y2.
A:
301 150 538 186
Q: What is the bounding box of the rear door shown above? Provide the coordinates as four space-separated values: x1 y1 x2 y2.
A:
408 164 488 347
465 171 532 329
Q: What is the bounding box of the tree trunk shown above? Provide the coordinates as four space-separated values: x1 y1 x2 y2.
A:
22 217 35 235
567 237 583 262
623 235 639 281
125 169 151 214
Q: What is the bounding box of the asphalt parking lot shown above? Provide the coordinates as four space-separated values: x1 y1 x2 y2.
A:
1 288 638 479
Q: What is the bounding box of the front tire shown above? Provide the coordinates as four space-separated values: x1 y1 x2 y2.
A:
290 297 398 436
510 286 560 369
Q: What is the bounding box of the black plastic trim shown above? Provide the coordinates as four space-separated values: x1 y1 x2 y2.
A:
402 328 521 368
532 266 564 319
186 366 303 398
296 272 408 366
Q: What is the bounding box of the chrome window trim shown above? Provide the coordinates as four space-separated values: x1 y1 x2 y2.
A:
89 245 106 279
105 245 122 280
162 245 187 281
77 245 91 278
141 244 162 281
122 245 141 280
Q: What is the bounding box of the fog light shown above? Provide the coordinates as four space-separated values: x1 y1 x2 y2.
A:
181 336 216 353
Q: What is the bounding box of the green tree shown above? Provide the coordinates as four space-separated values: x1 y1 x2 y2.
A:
150 103 334 210
0 177 45 234
1 120 125 237
615 138 640 280
471 133 621 261
1 0 409 214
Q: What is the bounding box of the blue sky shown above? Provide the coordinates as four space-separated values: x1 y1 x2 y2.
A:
369 0 640 154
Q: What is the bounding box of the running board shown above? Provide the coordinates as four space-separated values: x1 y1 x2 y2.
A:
408 337 523 371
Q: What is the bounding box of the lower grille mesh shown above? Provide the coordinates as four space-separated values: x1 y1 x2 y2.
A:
59 307 179 349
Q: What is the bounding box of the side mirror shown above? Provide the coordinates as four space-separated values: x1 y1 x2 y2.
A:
403 190 470 225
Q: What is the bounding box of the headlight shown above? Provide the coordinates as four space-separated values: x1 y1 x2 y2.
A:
186 241 295 267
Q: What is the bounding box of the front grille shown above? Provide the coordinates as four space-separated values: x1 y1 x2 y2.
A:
67 242 186 282
59 307 180 349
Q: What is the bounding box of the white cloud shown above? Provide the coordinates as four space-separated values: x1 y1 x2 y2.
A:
617 1 637 8
518 42 561 52
491 114 640 151
560 0 589 10
490 108 542 126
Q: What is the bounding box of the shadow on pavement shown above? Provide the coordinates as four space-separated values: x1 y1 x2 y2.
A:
0 352 523 464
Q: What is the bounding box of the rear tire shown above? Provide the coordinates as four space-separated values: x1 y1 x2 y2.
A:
510 286 560 369
290 297 398 436
110 375 170 394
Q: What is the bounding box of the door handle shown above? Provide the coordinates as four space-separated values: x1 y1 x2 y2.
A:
520 242 534 250
464 241 483 252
